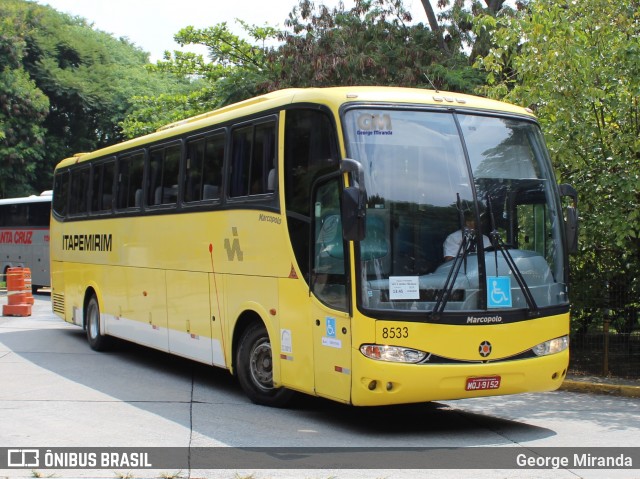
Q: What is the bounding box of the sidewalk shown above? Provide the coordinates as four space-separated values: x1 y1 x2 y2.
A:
561 374 640 398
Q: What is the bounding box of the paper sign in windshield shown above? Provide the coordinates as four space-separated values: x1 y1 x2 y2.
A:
389 276 420 300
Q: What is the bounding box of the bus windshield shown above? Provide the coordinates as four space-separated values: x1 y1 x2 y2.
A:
342 108 567 315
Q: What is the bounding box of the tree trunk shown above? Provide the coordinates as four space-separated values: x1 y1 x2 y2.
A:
486 0 506 14
419 0 449 53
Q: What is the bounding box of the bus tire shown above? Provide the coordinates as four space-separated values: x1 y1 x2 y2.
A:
236 322 294 407
86 295 111 351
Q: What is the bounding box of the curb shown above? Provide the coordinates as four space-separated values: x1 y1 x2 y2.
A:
560 380 640 398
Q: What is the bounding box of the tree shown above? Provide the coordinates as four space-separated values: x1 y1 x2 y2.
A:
0 0 195 195
120 21 278 137
270 0 479 91
130 0 482 125
419 0 449 52
25 2 197 191
418 0 522 61
475 0 640 332
0 1 49 197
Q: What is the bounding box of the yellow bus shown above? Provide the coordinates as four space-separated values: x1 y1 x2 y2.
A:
50 87 578 407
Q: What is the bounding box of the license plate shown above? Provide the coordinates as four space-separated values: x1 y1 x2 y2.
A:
465 376 501 391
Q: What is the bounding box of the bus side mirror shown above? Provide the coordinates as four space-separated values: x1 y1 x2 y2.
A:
341 158 367 242
559 183 578 254
341 186 366 241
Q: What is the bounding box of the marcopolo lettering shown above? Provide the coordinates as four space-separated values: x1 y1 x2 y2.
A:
62 234 112 252
467 315 503 324
258 213 281 224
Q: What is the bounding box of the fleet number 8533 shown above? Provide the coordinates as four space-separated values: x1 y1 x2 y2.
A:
381 326 409 339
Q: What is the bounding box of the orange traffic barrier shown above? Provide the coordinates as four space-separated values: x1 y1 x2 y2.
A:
22 267 34 305
2 267 32 317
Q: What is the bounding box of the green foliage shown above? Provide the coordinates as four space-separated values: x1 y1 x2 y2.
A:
121 82 217 137
0 1 49 197
271 0 479 91
413 0 531 67
475 0 640 331
121 20 279 138
152 21 277 81
26 3 194 183
435 0 521 62
0 0 195 196
123 0 483 134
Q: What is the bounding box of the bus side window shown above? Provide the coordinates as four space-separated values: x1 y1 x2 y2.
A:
148 143 180 206
203 134 224 199
8 204 27 227
229 120 276 198
284 110 339 197
517 202 550 257
185 132 224 202
91 159 115 213
53 171 70 218
116 152 145 210
312 178 347 311
68 167 90 216
251 122 275 195
29 201 50 227
230 126 252 197
284 108 340 283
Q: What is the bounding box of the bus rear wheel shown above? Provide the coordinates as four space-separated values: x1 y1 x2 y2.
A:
86 295 111 351
236 322 294 407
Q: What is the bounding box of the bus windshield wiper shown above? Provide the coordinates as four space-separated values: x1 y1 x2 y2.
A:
432 228 474 317
433 194 473 317
486 194 539 315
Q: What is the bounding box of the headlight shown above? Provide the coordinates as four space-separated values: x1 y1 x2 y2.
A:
532 335 569 356
360 344 427 363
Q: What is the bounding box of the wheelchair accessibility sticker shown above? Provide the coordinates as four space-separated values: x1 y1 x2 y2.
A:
326 317 336 338
487 276 512 308
322 317 342 349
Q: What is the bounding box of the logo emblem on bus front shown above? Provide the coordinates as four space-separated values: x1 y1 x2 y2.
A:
479 341 492 357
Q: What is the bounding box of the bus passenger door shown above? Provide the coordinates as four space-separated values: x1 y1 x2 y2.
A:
311 179 352 403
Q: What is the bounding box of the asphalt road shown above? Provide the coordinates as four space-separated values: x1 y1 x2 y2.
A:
1 294 639 479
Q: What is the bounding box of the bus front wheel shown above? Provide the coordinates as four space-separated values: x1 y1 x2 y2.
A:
86 295 111 351
236 323 294 407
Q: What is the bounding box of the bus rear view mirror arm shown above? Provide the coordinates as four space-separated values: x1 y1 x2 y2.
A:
341 158 364 188
340 158 367 242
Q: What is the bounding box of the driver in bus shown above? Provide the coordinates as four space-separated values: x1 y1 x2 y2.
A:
443 209 491 261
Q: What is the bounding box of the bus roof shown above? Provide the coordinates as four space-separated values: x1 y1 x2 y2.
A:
0 193 53 205
56 86 535 169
